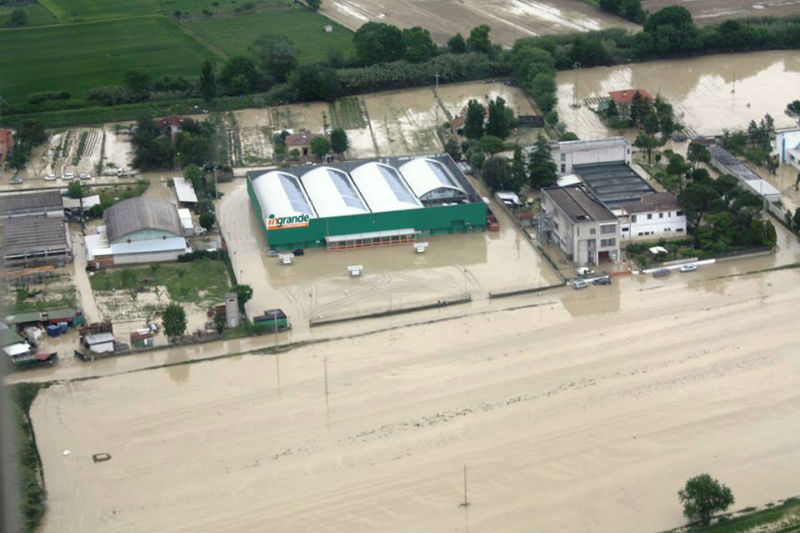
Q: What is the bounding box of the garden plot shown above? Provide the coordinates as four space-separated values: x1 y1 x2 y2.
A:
269 102 330 134
42 128 103 177
101 124 134 173
363 88 442 156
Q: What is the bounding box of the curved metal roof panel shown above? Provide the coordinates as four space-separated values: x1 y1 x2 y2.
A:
104 197 182 243
398 158 465 200
350 162 423 213
300 167 370 218
251 171 317 221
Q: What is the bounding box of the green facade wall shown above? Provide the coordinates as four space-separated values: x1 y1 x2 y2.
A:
247 176 487 250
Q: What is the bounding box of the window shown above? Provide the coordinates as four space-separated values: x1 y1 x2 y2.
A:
647 213 652 220
677 210 684 216
631 215 637 223
600 238 616 247
600 224 615 234
659 212 664 219
560 153 566 161
622 227 629 231
561 164 566 173
590 228 596 235
676 228 684 232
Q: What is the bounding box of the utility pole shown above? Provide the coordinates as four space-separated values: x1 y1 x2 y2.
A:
459 464 470 507
434 72 440 128
571 62 581 108
324 357 330 425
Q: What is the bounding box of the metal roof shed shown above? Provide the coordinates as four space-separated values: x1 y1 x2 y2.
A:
300 167 370 218
251 171 317 221
350 162 422 213
398 158 467 202
104 197 183 243
173 177 198 204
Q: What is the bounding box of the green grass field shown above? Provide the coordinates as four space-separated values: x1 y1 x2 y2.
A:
0 3 57 27
187 7 354 64
38 0 225 21
0 16 212 104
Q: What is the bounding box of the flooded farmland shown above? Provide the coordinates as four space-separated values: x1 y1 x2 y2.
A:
557 50 800 140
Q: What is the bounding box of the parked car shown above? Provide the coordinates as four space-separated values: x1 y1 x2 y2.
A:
267 249 279 257
653 268 671 278
63 172 74 180
679 264 698 273
292 248 305 256
576 267 595 277
44 174 57 181
79 173 91 179
593 276 612 285
9 176 22 185
573 279 589 290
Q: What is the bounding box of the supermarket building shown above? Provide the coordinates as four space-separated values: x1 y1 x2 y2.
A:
247 155 487 251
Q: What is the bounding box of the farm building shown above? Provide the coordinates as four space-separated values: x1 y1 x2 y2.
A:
0 190 63 219
1 215 72 266
173 177 198 206
709 145 781 203
285 132 326 157
85 197 188 267
247 155 487 251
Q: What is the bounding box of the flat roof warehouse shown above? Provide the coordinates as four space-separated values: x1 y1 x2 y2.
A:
247 155 487 251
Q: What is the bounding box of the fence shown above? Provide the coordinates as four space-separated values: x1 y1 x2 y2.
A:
309 294 471 327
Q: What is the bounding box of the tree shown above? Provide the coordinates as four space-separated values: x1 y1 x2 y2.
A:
528 134 557 188
214 312 226 333
162 303 187 339
634 133 658 164
8 8 27 26
233 284 253 312
447 33 467 54
687 142 711 170
679 181 723 227
353 22 405 66
199 60 216 104
794 207 800 229
464 99 485 140
18 119 47 146
786 99 800 118
307 0 321 10
478 135 505 155
67 181 83 199
123 70 152 102
330 128 349 155
184 164 206 197
310 136 331 159
292 65 340 102
481 156 511 192
199 212 215 231
630 92 650 126
644 109 660 135
444 138 462 161
486 97 510 139
250 34 298 82
466 25 491 53
678 474 734 525
402 27 437 63
220 56 259 95
510 145 528 191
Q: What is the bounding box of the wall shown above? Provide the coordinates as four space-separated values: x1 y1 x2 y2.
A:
553 138 631 175
112 229 178 244
542 193 620 266
774 129 800 164
248 176 487 250
620 210 687 241
113 250 183 265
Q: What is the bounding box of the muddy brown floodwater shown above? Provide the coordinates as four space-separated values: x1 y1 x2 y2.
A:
320 0 639 48
30 261 800 532
557 50 800 140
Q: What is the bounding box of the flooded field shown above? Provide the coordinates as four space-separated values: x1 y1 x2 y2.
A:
363 88 441 156
31 261 800 532
557 50 800 139
319 0 638 48
643 0 800 24
216 178 560 331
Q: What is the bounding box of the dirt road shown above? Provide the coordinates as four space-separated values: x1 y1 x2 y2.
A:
31 264 800 532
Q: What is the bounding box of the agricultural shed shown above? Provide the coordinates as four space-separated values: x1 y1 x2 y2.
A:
0 190 63 218
1 215 72 265
709 145 782 203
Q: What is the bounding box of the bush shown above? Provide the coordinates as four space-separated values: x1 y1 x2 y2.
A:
27 91 70 105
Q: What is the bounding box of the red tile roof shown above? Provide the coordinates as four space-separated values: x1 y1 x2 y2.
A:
608 89 654 105
0 128 13 146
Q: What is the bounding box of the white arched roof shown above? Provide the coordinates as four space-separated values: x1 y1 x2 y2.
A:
251 171 317 220
398 158 466 200
300 167 370 218
350 162 423 213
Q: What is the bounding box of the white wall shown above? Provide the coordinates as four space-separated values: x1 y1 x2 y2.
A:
113 250 183 265
554 138 632 175
774 129 800 164
620 209 687 241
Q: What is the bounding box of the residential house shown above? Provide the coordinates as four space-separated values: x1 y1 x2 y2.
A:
618 192 686 241
286 132 326 157
608 89 653 119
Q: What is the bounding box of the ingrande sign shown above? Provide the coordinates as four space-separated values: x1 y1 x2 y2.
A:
267 213 311 230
